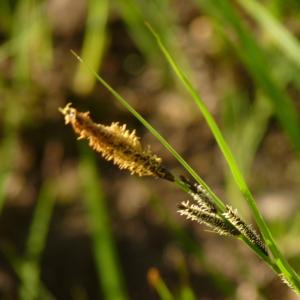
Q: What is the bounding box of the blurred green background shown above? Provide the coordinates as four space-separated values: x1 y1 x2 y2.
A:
1 0 300 299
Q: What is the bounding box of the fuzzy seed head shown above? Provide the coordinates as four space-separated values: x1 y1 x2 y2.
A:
178 201 239 236
223 205 268 255
59 103 174 180
279 274 299 294
180 176 217 213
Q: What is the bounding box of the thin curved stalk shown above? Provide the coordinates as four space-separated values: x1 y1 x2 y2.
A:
70 51 280 275
146 23 300 293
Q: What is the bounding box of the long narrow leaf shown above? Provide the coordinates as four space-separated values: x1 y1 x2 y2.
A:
237 0 300 69
69 49 299 292
70 50 225 212
79 148 128 300
194 0 300 152
146 23 300 293
19 180 57 300
73 0 109 94
69 50 278 267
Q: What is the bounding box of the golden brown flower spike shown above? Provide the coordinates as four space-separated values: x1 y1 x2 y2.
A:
59 103 174 181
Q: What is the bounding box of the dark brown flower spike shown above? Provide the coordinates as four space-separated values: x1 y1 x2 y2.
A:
178 201 240 236
59 103 174 181
223 205 268 255
178 177 268 255
180 175 217 213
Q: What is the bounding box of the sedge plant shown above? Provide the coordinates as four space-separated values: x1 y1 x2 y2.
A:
60 26 300 295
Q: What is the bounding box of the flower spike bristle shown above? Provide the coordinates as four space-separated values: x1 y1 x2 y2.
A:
59 103 174 181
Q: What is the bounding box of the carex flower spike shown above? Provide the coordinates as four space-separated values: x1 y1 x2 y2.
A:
180 175 217 213
178 177 268 255
59 103 174 181
223 205 268 255
178 200 240 236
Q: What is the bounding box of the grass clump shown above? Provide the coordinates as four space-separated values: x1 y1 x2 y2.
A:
63 28 300 294
59 102 272 288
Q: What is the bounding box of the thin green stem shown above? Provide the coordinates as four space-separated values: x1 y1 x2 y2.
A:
70 49 300 293
237 0 300 69
79 149 128 300
70 51 280 270
71 50 272 267
146 23 300 293
70 50 225 212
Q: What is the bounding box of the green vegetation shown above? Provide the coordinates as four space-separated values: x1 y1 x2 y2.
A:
0 0 299 299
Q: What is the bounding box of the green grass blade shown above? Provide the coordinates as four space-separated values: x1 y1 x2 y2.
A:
237 0 300 69
11 0 31 82
114 0 194 84
12 1 53 82
145 23 248 198
194 0 300 152
114 0 159 62
25 180 56 263
179 285 196 300
0 132 18 213
79 148 128 300
148 268 174 300
19 179 57 300
146 24 300 293
0 0 12 33
223 92 273 214
69 50 299 292
2 244 55 300
114 0 177 66
70 50 225 212
73 0 109 94
0 3 51 66
70 51 277 265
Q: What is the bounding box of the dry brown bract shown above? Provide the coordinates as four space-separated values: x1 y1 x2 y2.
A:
59 103 174 181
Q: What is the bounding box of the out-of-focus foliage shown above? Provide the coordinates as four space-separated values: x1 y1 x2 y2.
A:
0 0 300 299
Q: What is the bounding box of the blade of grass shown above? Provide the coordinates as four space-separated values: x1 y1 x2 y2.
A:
73 0 109 94
147 268 175 300
222 22 299 212
114 0 175 64
79 147 128 300
0 132 18 213
114 0 192 82
11 0 53 82
179 285 196 300
70 50 225 213
145 23 251 205
223 93 272 174
0 3 50 66
146 23 300 293
19 179 57 300
114 0 160 62
222 92 273 214
193 0 300 152
69 50 277 267
236 0 300 69
0 0 12 33
1 243 55 300
11 0 31 82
